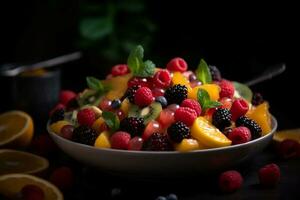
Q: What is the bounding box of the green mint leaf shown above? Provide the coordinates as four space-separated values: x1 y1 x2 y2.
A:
196 59 212 84
197 89 210 108
136 60 155 77
233 81 252 102
127 45 144 75
102 111 120 132
86 76 104 91
206 101 222 109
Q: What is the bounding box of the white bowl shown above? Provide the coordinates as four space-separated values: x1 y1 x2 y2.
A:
48 116 277 178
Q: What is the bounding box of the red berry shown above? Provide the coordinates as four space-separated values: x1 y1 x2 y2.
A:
174 107 197 126
60 125 74 140
21 184 45 200
49 103 65 116
111 64 129 76
219 170 243 193
230 99 249 121
77 108 96 127
152 88 165 97
277 139 300 159
152 70 171 88
134 87 154 107
114 109 126 121
128 137 144 150
142 120 161 141
180 99 202 116
219 80 235 99
110 131 131 150
99 98 112 111
128 77 150 88
228 126 251 145
50 166 74 190
59 90 76 105
258 163 280 187
166 57 188 72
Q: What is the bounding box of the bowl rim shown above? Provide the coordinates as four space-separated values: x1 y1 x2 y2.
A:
47 115 277 155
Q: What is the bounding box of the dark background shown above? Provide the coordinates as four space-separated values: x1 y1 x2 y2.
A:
0 0 299 129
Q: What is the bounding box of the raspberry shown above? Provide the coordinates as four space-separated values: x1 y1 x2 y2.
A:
212 108 232 131
59 90 77 105
21 184 45 200
120 117 145 136
252 92 264 106
277 139 300 159
258 163 280 187
127 77 150 88
49 166 74 190
49 103 65 116
164 84 188 104
72 125 99 145
134 87 154 107
153 70 171 88
110 131 131 150
228 126 251 144
77 108 96 127
168 122 191 143
236 116 262 139
219 80 235 99
111 64 129 76
50 108 65 124
180 99 202 116
144 133 172 151
209 65 222 81
125 85 141 103
219 170 243 193
230 99 249 121
174 107 197 126
166 57 188 72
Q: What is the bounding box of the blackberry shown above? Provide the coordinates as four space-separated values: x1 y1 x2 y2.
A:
164 84 188 105
144 133 172 151
50 108 65 124
155 96 168 108
168 122 190 143
252 93 264 106
72 125 99 145
236 116 262 139
120 117 145 136
209 65 222 81
212 108 232 130
124 85 140 103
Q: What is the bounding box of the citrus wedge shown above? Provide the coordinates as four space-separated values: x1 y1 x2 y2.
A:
191 117 232 148
0 173 63 200
0 149 49 175
273 129 300 143
0 110 34 147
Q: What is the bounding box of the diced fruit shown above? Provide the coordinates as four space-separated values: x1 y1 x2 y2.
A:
230 99 249 121
188 84 220 101
191 117 232 148
94 131 111 149
273 129 300 143
129 102 162 124
60 125 74 140
111 64 129 76
120 98 131 116
153 70 171 88
167 104 180 112
167 57 188 72
50 120 71 134
175 139 204 152
103 73 132 100
219 97 233 110
134 87 154 107
174 107 197 127
246 102 272 135
157 109 175 129
143 120 162 141
92 117 106 133
110 131 131 150
128 137 144 150
172 72 190 87
152 88 165 97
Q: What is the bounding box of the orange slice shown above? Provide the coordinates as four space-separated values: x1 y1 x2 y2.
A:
273 129 300 143
0 173 63 200
0 110 34 147
0 149 49 175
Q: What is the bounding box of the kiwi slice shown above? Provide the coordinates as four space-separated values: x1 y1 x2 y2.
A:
128 102 162 124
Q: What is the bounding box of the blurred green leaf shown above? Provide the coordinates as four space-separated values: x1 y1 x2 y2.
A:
80 17 113 40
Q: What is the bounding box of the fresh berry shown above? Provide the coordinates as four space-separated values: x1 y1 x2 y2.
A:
164 84 188 104
114 109 126 121
50 108 65 124
60 125 74 140
166 57 188 72
188 73 197 82
49 166 74 190
72 125 99 145
157 109 175 129
144 133 172 151
134 87 154 107
155 96 168 108
31 134 57 156
277 139 300 159
66 97 79 111
111 99 122 109
128 136 144 150
252 92 264 106
59 90 77 105
168 122 191 143
153 70 171 88
230 99 249 121
209 65 222 81
128 77 150 88
77 108 96 127
111 64 129 76
49 103 65 116
21 184 45 200
152 88 165 97
166 193 178 200
219 97 233 110
125 85 141 103
180 99 202 116
143 120 161 141
120 117 145 136
258 163 280 187
212 108 232 130
219 170 243 193
99 98 112 111
174 107 197 126
236 116 262 139
219 80 235 99
110 131 131 150
228 127 251 145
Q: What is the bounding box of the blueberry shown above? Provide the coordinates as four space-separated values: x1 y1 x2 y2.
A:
155 96 168 108
156 196 167 200
111 99 121 109
166 193 178 200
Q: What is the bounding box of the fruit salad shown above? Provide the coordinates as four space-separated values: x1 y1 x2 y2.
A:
49 45 272 152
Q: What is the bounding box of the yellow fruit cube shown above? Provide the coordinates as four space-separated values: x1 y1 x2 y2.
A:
92 117 105 133
188 84 220 101
172 72 192 93
50 120 70 134
175 138 205 152
103 73 132 100
120 98 131 116
94 131 111 149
